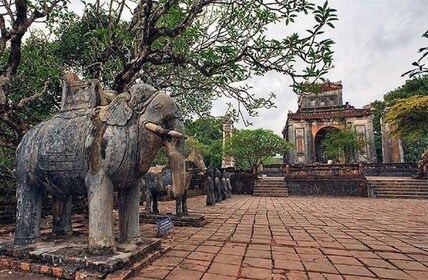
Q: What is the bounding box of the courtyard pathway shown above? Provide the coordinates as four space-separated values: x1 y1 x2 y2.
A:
132 195 428 280
0 195 427 279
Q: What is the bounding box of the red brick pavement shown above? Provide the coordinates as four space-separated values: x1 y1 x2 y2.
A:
131 196 428 280
1 196 427 280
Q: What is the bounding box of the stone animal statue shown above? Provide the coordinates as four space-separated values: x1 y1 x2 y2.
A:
214 169 222 202
205 168 215 205
225 172 232 198
14 76 187 255
143 147 207 216
221 171 227 200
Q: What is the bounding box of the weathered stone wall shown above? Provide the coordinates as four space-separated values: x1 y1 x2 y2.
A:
285 175 368 196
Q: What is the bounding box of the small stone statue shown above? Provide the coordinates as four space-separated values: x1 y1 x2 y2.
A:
221 171 228 200
225 172 232 198
205 168 215 205
214 169 222 202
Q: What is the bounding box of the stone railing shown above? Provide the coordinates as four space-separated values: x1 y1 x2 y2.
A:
285 163 362 176
282 162 419 177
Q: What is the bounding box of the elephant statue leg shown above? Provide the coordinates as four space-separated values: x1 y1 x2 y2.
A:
14 176 43 245
52 195 73 236
118 184 142 244
152 194 160 214
86 171 115 255
182 190 188 215
176 197 183 217
145 188 152 214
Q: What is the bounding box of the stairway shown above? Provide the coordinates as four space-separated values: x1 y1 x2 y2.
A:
253 177 289 197
366 176 428 199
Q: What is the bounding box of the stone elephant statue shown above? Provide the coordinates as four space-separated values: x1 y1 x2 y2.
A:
14 76 187 255
143 147 207 216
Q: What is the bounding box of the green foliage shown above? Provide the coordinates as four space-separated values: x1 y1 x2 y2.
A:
0 147 16 198
384 95 428 141
402 136 428 163
321 127 367 163
371 75 428 162
384 75 428 103
224 129 291 169
403 30 428 77
48 0 337 120
185 118 224 169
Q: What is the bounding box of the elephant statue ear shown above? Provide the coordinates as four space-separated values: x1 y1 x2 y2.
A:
99 92 133 126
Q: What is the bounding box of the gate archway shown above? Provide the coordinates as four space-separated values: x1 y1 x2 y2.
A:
314 127 340 163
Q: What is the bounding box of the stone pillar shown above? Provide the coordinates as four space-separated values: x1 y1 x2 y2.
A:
380 116 404 163
222 115 235 168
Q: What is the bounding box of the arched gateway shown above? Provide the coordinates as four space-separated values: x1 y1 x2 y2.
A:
282 81 377 164
314 126 340 163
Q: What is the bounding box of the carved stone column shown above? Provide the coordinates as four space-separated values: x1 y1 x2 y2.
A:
222 114 235 168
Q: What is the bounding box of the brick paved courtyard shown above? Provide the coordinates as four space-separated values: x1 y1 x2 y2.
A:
132 195 428 280
1 195 427 279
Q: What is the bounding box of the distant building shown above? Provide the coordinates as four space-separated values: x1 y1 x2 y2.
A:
283 81 377 164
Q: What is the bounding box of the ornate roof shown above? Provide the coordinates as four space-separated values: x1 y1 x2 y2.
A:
288 108 372 120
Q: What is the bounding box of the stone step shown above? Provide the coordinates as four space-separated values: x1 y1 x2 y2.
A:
253 193 288 197
371 187 428 191
254 189 288 193
255 181 285 185
255 185 286 188
374 190 428 195
367 182 428 186
374 194 428 199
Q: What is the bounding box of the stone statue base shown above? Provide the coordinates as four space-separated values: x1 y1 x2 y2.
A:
0 234 167 279
140 212 208 227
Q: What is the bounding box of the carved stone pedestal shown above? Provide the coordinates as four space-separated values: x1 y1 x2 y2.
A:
0 234 168 279
140 212 208 227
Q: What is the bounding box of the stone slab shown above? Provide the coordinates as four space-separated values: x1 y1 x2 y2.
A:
0 234 164 279
140 213 208 227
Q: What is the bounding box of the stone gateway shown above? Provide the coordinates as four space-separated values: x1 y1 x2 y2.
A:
283 81 377 164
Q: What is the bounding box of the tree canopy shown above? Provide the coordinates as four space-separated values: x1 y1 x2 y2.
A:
384 95 428 141
371 75 428 162
185 117 223 168
0 0 337 196
224 128 291 169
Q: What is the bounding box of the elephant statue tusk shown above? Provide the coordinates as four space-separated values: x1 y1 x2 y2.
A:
144 122 186 138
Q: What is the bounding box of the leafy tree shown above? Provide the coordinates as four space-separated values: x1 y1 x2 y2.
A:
224 129 291 169
384 95 428 140
402 30 428 77
1 0 337 195
0 32 66 197
371 75 428 162
53 0 337 118
321 127 367 163
0 0 68 141
185 117 223 168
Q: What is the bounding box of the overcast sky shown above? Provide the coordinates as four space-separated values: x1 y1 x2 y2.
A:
211 0 427 136
65 1 427 136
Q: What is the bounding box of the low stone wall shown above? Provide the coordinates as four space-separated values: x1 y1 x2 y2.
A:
284 164 367 196
285 175 368 196
363 163 418 177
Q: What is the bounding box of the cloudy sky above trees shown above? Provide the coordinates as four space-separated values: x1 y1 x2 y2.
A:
211 0 427 135
67 1 427 136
